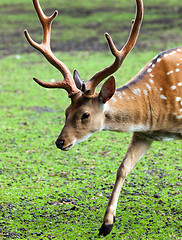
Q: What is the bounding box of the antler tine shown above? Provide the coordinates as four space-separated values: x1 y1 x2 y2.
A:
24 0 79 96
85 0 143 96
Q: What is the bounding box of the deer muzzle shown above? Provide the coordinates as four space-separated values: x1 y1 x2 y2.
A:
55 138 74 151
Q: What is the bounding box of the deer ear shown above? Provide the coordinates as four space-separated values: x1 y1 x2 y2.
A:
99 76 116 104
73 69 83 90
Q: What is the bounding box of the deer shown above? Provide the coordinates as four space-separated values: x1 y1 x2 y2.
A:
24 0 182 236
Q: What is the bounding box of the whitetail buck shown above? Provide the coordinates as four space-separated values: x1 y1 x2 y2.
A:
24 0 182 236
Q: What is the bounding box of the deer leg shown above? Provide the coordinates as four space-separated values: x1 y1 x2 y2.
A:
99 133 153 236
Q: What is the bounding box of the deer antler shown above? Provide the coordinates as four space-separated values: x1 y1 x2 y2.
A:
24 0 79 97
85 0 143 96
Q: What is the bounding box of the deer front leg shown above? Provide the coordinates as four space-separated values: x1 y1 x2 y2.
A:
99 133 153 236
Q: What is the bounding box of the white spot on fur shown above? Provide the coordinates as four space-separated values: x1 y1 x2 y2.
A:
137 88 141 92
171 85 176 90
157 58 161 63
169 51 176 55
177 63 180 66
160 88 163 91
160 95 167 100
152 64 155 68
181 101 182 106
147 68 152 73
146 84 151 91
116 91 122 99
132 88 141 96
178 83 182 86
175 69 180 72
167 70 174 75
149 79 154 84
176 97 181 102
143 90 148 96
164 53 168 57
177 48 182 52
150 73 154 78
176 115 182 119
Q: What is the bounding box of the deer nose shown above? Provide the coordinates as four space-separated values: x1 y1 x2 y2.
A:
55 139 64 149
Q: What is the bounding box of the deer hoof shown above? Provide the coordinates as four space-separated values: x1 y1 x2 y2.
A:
98 223 113 236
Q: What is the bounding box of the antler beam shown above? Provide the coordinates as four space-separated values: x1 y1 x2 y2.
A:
85 0 143 96
24 0 79 96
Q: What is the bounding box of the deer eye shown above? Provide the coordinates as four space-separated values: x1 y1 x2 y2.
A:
81 112 90 120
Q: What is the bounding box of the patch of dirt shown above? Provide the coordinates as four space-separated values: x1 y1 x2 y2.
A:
63 6 125 18
19 106 55 113
28 106 55 113
0 4 182 58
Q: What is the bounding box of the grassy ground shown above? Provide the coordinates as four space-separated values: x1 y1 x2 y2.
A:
0 0 182 239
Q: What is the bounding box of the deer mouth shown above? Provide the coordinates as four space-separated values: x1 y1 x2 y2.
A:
61 144 74 151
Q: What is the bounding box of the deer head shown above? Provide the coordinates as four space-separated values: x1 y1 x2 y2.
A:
24 0 143 151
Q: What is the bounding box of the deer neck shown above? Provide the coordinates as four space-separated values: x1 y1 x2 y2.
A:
103 83 150 132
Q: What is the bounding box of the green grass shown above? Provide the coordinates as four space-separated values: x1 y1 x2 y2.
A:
0 51 181 239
